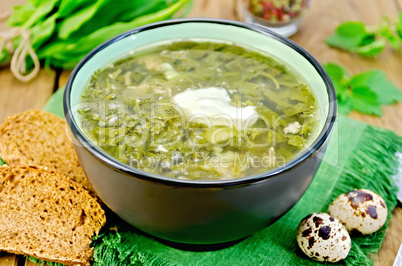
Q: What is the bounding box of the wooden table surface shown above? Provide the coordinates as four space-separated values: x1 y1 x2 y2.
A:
0 0 401 265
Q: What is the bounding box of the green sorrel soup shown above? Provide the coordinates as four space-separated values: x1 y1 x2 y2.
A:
78 40 318 180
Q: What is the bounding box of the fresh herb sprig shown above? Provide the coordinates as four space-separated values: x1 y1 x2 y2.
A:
323 63 402 116
1 0 192 71
326 12 402 56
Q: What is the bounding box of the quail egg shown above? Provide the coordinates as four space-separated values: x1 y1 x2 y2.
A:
328 189 388 235
297 212 351 262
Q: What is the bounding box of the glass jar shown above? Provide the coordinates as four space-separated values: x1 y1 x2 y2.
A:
236 0 310 37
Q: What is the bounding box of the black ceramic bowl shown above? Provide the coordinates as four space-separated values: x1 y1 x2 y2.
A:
64 18 336 245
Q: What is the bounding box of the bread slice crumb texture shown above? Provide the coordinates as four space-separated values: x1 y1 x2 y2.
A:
0 165 106 266
0 109 95 195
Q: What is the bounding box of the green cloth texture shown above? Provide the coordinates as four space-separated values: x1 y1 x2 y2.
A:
2 88 401 265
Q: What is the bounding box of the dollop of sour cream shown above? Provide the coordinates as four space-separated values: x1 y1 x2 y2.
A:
172 87 258 129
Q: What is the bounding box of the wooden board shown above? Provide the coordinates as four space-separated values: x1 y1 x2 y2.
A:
0 253 17 266
0 69 55 123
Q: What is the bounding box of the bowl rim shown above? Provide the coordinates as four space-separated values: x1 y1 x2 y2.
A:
64 18 337 188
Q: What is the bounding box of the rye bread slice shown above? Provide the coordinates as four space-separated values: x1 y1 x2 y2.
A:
0 165 106 266
0 110 95 195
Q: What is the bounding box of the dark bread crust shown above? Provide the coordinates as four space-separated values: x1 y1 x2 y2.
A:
0 109 95 195
0 165 106 266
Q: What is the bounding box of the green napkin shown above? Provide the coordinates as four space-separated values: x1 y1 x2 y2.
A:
6 89 402 265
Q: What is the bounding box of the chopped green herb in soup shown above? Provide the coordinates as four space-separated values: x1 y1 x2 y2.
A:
78 40 318 180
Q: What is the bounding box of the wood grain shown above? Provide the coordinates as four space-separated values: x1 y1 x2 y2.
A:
0 68 55 123
0 253 17 266
395 0 402 10
1 0 401 265
0 0 55 124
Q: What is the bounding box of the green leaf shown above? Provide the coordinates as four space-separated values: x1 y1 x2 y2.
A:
325 22 372 50
322 63 349 102
57 0 94 18
0 157 4 166
323 62 347 81
353 39 386 56
57 0 180 40
348 85 382 116
287 135 306 148
349 70 402 105
323 63 402 117
21 0 59 28
378 23 401 51
326 12 402 56
325 21 385 56
6 1 36 27
336 100 353 116
43 0 192 69
31 13 58 49
64 0 167 41
3 0 192 70
117 0 175 22
57 0 108 39
398 12 402 39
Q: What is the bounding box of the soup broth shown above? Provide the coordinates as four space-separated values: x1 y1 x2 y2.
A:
78 40 318 180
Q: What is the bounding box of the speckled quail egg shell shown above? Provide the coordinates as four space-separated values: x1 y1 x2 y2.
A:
328 189 388 235
297 212 351 262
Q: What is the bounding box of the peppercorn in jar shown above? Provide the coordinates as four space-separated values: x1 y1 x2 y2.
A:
236 0 310 37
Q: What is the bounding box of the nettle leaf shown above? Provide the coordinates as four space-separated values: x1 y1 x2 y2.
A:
349 70 402 104
323 63 402 117
379 26 401 50
326 22 371 50
360 34 376 46
336 101 353 116
353 39 385 56
348 85 382 116
323 62 347 81
323 63 349 102
325 21 384 56
326 12 402 56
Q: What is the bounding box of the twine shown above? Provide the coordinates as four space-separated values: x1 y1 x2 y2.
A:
0 27 40 82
